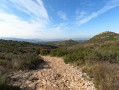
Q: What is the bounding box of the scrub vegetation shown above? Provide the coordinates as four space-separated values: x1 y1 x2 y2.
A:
0 40 56 89
41 31 119 90
1 31 119 90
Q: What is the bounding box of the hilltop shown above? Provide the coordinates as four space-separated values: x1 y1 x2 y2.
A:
69 31 119 48
87 31 119 43
55 39 78 46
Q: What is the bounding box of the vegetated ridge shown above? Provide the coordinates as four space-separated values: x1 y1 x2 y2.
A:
55 39 78 46
86 31 119 43
69 31 119 49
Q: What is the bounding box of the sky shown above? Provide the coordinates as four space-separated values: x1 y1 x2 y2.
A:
0 0 119 39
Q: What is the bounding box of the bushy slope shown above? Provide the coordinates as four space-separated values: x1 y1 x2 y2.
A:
69 31 119 49
87 31 119 43
0 39 56 89
55 39 78 46
45 31 119 90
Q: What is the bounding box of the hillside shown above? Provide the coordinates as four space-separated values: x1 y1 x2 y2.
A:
0 39 57 89
87 31 119 43
0 39 96 90
55 39 78 46
69 31 119 49
1 31 119 90
44 31 119 90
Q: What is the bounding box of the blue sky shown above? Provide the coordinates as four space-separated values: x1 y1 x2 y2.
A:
0 0 119 39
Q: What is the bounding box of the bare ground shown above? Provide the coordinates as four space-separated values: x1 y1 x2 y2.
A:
10 56 96 90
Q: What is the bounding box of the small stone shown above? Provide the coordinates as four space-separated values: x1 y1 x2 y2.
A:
12 78 19 82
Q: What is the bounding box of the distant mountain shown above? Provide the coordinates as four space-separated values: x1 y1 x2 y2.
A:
55 39 78 46
0 37 88 44
0 37 43 43
76 40 88 42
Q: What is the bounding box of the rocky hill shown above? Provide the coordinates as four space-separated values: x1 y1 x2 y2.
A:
88 31 119 43
68 31 119 49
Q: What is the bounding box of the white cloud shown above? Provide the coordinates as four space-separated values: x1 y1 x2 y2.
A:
76 0 119 26
0 0 50 38
76 11 86 20
0 12 45 38
55 27 61 31
0 0 119 39
9 0 49 20
57 11 67 20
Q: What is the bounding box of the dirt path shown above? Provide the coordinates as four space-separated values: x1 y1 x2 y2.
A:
35 56 95 90
10 56 96 90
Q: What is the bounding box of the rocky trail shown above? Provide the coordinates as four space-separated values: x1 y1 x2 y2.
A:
10 56 96 90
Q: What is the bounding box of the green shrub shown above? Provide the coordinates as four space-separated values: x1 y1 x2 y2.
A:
85 51 101 61
0 72 8 85
56 49 68 57
0 40 47 89
61 44 119 90
0 54 5 60
0 53 43 70
50 49 58 56
64 55 72 64
40 49 50 55
50 48 68 57
0 71 19 90
5 53 14 61
35 48 40 54
13 53 44 70
116 56 119 63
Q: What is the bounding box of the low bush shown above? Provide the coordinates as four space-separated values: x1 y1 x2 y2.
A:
54 43 119 90
50 49 58 56
6 53 44 70
40 49 50 55
0 40 49 89
0 54 42 70
0 71 8 85
35 48 40 54
50 49 68 57
0 70 20 90
82 61 117 90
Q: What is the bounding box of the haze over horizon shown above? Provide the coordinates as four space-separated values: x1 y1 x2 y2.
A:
0 0 119 39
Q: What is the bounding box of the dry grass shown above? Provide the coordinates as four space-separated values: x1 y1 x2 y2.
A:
82 61 119 90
